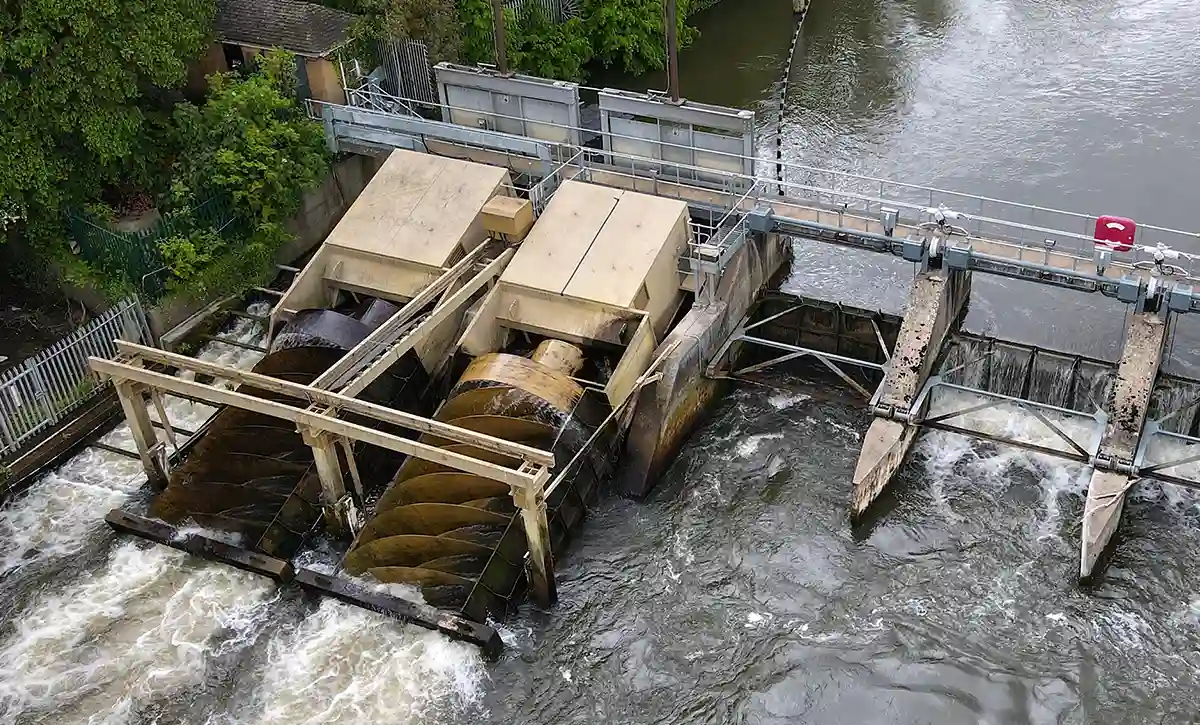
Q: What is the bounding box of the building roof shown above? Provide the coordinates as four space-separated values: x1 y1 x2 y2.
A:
215 0 356 57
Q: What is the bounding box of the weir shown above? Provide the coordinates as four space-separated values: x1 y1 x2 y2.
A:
69 61 1200 655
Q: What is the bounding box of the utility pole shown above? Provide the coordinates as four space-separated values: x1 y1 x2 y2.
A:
665 0 680 102
492 0 509 76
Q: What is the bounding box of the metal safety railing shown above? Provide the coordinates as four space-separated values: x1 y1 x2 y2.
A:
319 84 1200 285
68 197 242 300
0 297 152 459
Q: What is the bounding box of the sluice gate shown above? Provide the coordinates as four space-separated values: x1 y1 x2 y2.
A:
712 288 1200 582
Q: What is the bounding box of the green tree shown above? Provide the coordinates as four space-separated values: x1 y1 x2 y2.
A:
506 6 593 81
340 0 464 63
0 0 216 253
164 51 330 300
585 0 693 76
458 0 495 65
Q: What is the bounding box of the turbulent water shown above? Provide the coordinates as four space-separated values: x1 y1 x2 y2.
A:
0 313 490 725
4 0 1200 723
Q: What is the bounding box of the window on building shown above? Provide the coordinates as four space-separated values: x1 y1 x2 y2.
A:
222 44 245 73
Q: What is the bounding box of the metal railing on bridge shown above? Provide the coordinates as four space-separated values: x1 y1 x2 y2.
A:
311 84 1200 288
0 298 152 459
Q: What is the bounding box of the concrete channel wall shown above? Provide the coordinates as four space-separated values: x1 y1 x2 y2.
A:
619 231 791 497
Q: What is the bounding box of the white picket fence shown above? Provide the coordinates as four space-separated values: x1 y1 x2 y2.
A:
0 297 151 458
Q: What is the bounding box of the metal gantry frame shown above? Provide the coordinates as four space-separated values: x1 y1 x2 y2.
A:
907 376 1106 464
707 303 893 399
87 246 565 606
880 351 1200 494
1130 394 1200 492
310 77 1200 317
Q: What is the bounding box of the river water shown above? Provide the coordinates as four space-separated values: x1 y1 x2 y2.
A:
4 1 1200 723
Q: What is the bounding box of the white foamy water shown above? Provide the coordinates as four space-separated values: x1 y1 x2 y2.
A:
735 432 784 458
0 303 488 724
919 388 1098 533
236 600 486 725
0 308 268 575
0 544 274 724
767 391 810 410
920 387 1200 523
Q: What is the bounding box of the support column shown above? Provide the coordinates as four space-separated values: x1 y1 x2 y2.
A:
851 267 971 517
115 381 168 490
514 468 556 608
490 0 509 76
301 427 359 538
1080 311 1167 581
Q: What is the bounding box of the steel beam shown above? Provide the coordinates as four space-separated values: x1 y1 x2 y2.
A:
312 243 491 391
108 340 552 467
88 356 546 490
516 465 555 608
340 249 514 398
114 380 167 490
300 426 357 536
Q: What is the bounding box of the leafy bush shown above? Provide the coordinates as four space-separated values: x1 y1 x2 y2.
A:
458 0 497 65
0 0 215 256
163 51 330 301
444 0 697 81
173 52 329 225
507 7 594 81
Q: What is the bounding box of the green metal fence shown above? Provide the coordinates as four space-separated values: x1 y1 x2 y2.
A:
69 197 241 300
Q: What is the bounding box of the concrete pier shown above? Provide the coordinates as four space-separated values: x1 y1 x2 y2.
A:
620 231 790 497
1080 311 1167 581
851 267 971 517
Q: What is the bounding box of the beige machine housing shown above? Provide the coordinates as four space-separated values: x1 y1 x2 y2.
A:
459 180 692 407
272 149 515 371
273 149 512 322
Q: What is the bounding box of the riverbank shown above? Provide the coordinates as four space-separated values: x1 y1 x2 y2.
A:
0 272 78 374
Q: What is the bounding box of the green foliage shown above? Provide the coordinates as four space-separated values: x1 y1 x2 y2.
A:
456 0 695 80
584 0 694 76
0 0 216 254
173 52 329 226
506 7 593 81
584 0 663 75
158 221 220 280
164 51 330 302
333 0 463 64
81 202 118 226
60 248 139 302
458 0 496 65
159 219 284 301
